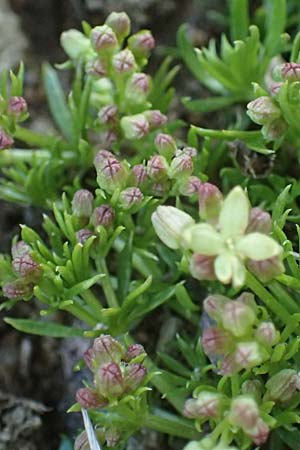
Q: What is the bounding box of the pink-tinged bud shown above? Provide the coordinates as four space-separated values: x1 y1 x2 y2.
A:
2 280 32 300
189 253 216 281
125 73 150 103
11 240 31 258
222 300 256 337
124 363 147 391
202 327 233 356
97 362 124 397
105 12 131 42
255 321 279 346
121 114 149 140
86 57 107 77
168 154 193 179
98 105 118 125
119 187 143 210
83 347 95 370
0 129 13 149
198 183 223 223
265 369 298 403
219 354 239 376
281 62 300 81
246 418 269 446
234 341 263 369
112 49 136 74
94 150 114 166
155 133 177 159
91 25 118 52
247 96 281 125
247 255 284 283
128 30 155 59
105 428 121 447
99 130 118 146
12 254 42 281
147 155 169 181
269 82 282 97
94 152 128 193
179 176 201 197
130 164 148 187
151 180 170 197
91 205 115 227
241 380 263 402
144 110 168 129
8 96 27 116
261 117 287 141
228 396 259 431
93 335 125 365
246 207 272 234
179 147 198 158
123 344 146 362
76 387 107 409
183 391 221 419
72 189 94 218
203 294 229 321
76 229 95 244
74 431 89 450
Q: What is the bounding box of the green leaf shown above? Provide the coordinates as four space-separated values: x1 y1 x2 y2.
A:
182 95 242 113
4 318 85 337
117 231 133 303
65 274 105 298
228 0 249 40
272 184 291 226
42 63 74 141
264 0 287 57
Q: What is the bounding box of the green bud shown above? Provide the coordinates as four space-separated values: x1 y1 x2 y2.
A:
265 369 299 403
247 96 281 125
60 29 91 59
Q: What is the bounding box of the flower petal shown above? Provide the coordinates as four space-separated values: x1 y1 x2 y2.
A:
231 256 246 288
182 223 223 255
219 186 250 239
236 233 282 261
214 253 233 284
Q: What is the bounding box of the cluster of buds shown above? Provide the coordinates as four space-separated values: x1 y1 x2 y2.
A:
2 240 42 300
200 292 279 374
75 335 147 409
152 185 284 287
0 95 28 149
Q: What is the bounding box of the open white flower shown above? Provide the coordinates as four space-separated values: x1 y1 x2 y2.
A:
183 187 282 288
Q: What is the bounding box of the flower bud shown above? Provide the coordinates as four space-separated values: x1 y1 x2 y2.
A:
11 240 31 259
219 354 239 376
151 205 195 249
83 347 95 370
99 130 118 146
151 180 171 197
125 73 150 103
281 62 300 81
270 82 282 97
203 294 229 321
12 254 42 281
168 154 193 179
189 253 216 281
222 300 256 337
155 133 177 159
76 387 107 409
8 96 27 116
123 344 145 362
147 155 169 181
112 49 136 74
246 207 272 234
86 57 107 77
121 114 149 140
2 280 32 299
94 151 128 193
202 327 233 356
91 205 115 227
255 321 279 346
246 418 269 446
98 104 118 125
180 146 198 158
144 110 168 129
241 379 263 402
261 117 287 141
179 176 202 197
74 431 89 450
247 96 281 125
91 25 118 52
93 335 125 365
130 164 148 187
247 255 284 283
198 183 223 223
124 363 147 391
97 362 124 397
119 187 143 210
234 341 263 369
76 229 95 244
105 427 121 447
72 189 94 218
128 30 155 59
183 391 221 419
60 29 91 59
228 395 259 431
0 129 13 149
265 369 298 403
105 12 131 43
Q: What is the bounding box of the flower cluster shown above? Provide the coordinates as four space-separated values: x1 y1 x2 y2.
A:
0 95 28 149
152 185 284 287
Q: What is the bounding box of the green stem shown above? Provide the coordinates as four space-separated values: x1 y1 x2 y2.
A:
0 148 76 167
144 409 200 440
14 125 72 150
96 258 119 308
61 303 97 327
246 271 291 324
192 125 261 141
268 280 299 314
231 373 240 397
81 289 103 320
